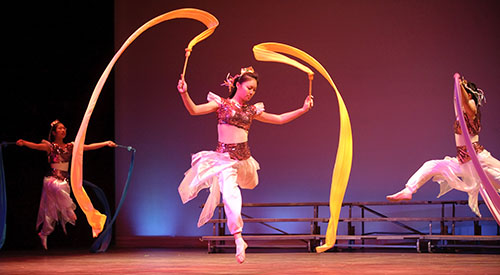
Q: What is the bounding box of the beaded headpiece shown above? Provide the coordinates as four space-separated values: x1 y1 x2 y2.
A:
50 119 61 127
221 66 255 92
460 77 486 106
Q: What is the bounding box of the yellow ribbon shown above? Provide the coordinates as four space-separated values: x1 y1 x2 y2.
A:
253 42 353 253
71 8 219 237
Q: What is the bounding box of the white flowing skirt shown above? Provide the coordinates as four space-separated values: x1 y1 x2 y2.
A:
428 150 500 217
178 151 260 228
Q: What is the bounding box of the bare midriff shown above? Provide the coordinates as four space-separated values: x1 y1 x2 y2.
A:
455 134 479 146
218 124 248 144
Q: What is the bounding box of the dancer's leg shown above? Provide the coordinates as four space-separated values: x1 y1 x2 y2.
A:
387 159 449 201
219 168 246 263
481 153 500 191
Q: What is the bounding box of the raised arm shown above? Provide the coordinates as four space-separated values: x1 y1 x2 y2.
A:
84 141 116 151
255 95 313 125
16 139 51 153
459 80 478 117
177 77 218 116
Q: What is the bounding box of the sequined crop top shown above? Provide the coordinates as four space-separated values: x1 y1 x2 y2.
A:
207 92 265 131
453 112 481 136
48 143 73 164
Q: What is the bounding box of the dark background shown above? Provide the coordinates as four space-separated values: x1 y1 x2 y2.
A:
1 1 115 249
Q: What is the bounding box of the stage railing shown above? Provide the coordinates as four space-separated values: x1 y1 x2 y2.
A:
201 200 500 253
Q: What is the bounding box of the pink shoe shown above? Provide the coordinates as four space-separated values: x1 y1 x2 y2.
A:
38 233 48 250
386 188 412 202
235 238 248 264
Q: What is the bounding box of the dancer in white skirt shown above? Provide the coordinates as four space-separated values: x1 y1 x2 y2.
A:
16 120 115 249
177 67 313 263
387 77 500 217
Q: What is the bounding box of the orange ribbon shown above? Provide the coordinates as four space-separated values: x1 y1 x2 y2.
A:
253 42 353 252
71 8 219 237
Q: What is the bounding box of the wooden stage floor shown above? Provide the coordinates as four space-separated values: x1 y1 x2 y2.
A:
1 248 500 274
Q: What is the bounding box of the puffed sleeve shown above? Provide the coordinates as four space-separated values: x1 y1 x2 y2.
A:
207 92 223 106
253 102 265 115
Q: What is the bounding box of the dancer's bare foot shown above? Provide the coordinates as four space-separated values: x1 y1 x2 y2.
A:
38 232 48 250
386 188 412 202
235 236 248 264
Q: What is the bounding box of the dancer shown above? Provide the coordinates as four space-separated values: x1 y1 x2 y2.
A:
16 120 116 249
177 67 313 263
386 77 500 217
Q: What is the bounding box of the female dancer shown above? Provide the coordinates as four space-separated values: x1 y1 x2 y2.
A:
386 77 500 217
177 67 313 263
16 120 116 249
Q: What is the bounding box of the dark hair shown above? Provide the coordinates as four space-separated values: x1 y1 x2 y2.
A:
463 81 480 107
48 121 62 142
229 71 259 99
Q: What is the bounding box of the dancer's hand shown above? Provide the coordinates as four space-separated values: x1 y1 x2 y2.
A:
107 141 117 147
177 76 187 94
302 95 314 112
16 139 24 146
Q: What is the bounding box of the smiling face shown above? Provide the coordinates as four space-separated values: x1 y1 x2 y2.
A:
52 123 67 141
234 78 257 103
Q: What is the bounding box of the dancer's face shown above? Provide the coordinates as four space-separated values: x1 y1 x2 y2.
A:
53 123 67 140
235 78 257 103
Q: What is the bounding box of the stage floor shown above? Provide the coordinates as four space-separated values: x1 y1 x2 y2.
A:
1 248 499 274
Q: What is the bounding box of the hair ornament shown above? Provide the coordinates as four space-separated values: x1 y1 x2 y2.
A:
48 119 61 141
460 77 486 106
50 119 61 128
221 66 255 92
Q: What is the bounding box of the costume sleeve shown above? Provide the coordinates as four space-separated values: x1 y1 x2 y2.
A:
207 92 223 106
253 102 265 115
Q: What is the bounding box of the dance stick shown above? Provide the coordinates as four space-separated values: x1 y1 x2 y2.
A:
453 73 500 225
253 42 353 253
71 8 219 237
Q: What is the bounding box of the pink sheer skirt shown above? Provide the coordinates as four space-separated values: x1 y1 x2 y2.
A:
36 176 77 236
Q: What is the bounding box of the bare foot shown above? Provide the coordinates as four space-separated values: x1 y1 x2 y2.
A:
38 233 48 250
386 188 412 202
235 237 248 264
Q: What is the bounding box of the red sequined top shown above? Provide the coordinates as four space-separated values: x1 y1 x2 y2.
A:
453 112 481 136
207 92 264 131
47 142 73 180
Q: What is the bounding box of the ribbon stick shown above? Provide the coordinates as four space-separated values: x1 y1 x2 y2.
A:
453 73 500 225
71 8 218 237
253 42 353 253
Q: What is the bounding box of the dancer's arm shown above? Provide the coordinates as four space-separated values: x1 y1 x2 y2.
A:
460 81 477 117
84 141 116 151
16 139 50 153
255 95 313 125
177 77 218 116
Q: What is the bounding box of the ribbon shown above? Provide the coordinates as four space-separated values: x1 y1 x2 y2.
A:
453 73 500 225
252 42 353 253
0 142 15 249
71 8 219 237
89 145 136 253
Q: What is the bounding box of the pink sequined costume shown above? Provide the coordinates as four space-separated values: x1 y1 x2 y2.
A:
37 142 77 237
178 92 264 234
402 111 500 216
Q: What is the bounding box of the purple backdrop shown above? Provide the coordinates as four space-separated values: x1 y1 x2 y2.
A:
113 0 500 238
